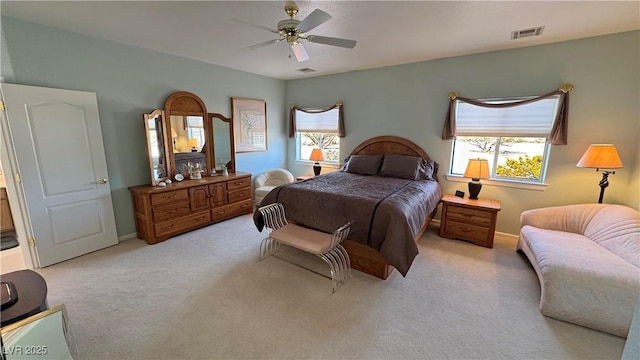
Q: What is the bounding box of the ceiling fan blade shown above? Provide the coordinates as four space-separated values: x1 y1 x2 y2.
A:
240 39 283 51
230 17 278 34
306 35 357 49
297 9 332 33
291 42 310 62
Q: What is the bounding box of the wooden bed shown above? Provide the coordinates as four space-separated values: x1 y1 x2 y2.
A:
341 135 439 279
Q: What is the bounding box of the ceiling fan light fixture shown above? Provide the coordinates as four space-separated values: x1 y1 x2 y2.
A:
240 3 356 62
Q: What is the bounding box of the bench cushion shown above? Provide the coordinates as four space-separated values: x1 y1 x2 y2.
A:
269 224 334 255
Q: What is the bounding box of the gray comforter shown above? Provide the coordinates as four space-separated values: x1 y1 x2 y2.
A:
253 171 442 276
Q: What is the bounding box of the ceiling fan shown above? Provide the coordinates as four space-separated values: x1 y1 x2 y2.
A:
240 3 357 62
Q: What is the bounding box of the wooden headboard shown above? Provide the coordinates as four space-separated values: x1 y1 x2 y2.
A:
350 136 431 161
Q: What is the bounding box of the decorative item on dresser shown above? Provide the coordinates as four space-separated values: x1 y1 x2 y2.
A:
129 173 253 245
439 194 501 248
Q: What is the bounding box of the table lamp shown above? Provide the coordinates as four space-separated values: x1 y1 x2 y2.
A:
188 138 198 152
464 158 490 200
576 144 623 203
309 148 324 176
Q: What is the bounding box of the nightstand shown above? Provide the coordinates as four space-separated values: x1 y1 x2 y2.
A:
296 175 314 181
439 194 501 248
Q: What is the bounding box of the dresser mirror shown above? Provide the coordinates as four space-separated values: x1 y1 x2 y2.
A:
143 91 237 184
143 109 170 186
209 113 235 173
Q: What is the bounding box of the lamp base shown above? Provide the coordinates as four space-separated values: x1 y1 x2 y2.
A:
313 163 322 176
468 179 482 200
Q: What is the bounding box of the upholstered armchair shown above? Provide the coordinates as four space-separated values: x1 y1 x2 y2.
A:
254 169 295 206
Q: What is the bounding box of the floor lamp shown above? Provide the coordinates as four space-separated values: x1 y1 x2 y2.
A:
576 144 623 203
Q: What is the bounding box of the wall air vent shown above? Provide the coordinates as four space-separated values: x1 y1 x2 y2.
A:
511 26 545 40
297 68 316 73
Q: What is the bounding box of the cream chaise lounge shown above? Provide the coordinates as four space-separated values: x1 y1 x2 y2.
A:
517 204 640 338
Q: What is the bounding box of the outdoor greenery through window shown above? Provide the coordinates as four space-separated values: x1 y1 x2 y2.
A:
295 108 340 163
450 96 560 183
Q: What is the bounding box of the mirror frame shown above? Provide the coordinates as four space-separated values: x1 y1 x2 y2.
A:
143 109 170 186
163 91 210 178
208 113 236 173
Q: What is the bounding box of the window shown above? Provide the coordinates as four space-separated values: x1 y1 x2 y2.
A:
450 96 561 184
295 108 341 164
186 116 205 149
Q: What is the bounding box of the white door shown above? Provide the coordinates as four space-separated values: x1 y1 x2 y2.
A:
1 83 117 267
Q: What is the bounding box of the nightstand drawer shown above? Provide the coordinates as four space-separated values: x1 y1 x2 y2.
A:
443 221 490 245
447 206 491 226
150 189 189 206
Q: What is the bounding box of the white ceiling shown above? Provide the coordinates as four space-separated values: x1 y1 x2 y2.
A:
2 1 639 80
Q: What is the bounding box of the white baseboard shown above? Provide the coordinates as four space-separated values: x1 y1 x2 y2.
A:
118 233 138 243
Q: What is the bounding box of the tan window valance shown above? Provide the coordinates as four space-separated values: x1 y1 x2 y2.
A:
289 102 345 138
442 84 574 145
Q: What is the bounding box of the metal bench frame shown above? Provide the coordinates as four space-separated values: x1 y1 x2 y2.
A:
258 203 352 293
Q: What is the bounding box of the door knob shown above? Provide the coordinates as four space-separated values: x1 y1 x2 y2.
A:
97 178 108 184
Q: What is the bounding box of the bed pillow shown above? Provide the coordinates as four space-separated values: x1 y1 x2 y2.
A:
342 154 384 175
379 154 435 180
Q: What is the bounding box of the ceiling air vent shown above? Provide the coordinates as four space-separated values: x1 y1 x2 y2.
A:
297 68 316 73
511 26 545 40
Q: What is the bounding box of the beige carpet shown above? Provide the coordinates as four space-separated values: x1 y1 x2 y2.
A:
36 214 625 359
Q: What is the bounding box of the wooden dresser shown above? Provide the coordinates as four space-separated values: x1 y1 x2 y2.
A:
1 188 15 233
129 172 253 244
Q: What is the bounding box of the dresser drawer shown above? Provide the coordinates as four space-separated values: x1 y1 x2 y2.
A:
443 221 490 245
227 177 251 191
211 199 253 222
150 189 189 206
228 187 251 204
155 211 210 237
152 201 191 222
446 205 491 226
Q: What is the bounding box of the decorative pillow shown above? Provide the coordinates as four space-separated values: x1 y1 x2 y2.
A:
379 154 436 180
419 160 438 181
342 154 384 175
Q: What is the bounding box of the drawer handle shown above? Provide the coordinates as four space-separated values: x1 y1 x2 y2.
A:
161 224 174 230
163 194 177 199
216 210 226 214
240 204 248 209
196 216 206 221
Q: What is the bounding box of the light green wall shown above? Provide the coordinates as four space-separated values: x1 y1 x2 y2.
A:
2 16 638 237
286 31 640 234
0 16 287 237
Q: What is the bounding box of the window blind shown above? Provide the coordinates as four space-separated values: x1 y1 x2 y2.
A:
295 108 340 133
456 96 559 137
455 96 560 137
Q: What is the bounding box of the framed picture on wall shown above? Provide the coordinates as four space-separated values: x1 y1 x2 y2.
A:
232 97 267 152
